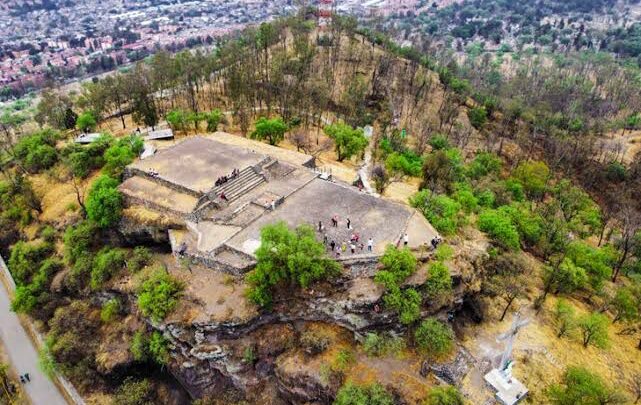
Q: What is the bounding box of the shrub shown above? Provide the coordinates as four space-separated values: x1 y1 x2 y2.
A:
130 331 149 362
414 318 454 357
468 106 488 129
424 262 453 302
86 175 122 228
362 332 405 357
429 134 450 150
90 247 126 289
385 151 423 178
504 178 525 202
451 183 478 213
333 349 355 371
100 298 120 322
8 240 53 285
424 386 465 405
205 109 223 132
113 378 154 405
148 331 169 365
467 152 502 179
63 220 97 264
606 161 627 182
334 383 394 405
11 257 62 313
300 330 331 356
166 109 188 131
63 134 112 178
127 246 152 273
246 222 340 308
478 209 521 250
137 266 183 322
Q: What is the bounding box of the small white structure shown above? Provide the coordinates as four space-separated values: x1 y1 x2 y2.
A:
140 143 156 160
74 133 102 144
144 128 174 141
484 313 530 405
362 125 374 138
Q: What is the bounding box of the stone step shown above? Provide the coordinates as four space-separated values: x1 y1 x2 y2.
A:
226 176 265 201
211 167 255 194
221 173 262 197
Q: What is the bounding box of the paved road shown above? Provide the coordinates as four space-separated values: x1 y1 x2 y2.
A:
0 281 68 405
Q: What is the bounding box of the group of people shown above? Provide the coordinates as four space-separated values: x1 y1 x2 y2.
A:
215 168 240 187
318 216 375 257
147 168 160 177
19 373 30 384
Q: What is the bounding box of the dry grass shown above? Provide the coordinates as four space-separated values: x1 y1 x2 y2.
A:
460 292 641 403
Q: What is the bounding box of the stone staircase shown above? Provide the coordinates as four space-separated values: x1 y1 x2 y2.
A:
209 166 266 203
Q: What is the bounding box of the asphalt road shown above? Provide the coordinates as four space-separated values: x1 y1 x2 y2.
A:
0 281 68 405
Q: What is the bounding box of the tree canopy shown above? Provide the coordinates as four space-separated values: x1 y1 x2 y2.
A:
246 222 341 308
251 117 288 145
323 121 368 162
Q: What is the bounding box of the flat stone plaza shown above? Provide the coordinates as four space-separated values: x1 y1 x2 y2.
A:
120 135 438 274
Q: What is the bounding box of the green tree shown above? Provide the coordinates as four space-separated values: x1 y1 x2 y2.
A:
166 109 188 131
76 111 97 133
554 299 577 338
410 191 462 235
547 366 627 405
334 383 394 405
137 266 183 322
513 161 550 199
478 209 521 250
414 318 454 357
611 287 640 323
424 261 453 303
102 135 143 177
424 386 465 405
251 117 288 145
578 312 610 349
86 175 122 228
12 128 59 173
374 246 417 289
323 121 368 162
420 148 464 193
468 106 488 129
246 222 341 307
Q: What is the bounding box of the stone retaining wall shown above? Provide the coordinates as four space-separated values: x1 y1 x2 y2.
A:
124 167 204 198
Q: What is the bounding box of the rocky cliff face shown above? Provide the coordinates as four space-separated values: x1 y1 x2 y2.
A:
158 243 487 403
